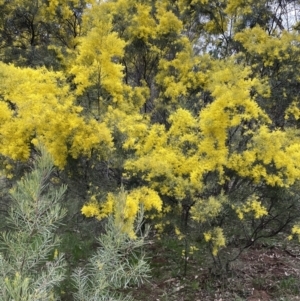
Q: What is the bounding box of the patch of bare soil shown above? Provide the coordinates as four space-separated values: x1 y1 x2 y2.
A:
133 242 300 301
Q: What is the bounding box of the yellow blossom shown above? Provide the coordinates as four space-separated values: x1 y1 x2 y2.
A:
81 203 99 218
235 195 268 220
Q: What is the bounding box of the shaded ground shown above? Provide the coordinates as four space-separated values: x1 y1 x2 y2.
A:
132 238 300 301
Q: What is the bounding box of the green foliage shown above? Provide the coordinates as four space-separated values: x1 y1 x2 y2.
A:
0 146 67 300
278 276 300 295
72 192 151 301
0 147 151 300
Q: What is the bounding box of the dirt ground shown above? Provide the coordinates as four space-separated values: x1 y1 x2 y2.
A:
132 239 300 301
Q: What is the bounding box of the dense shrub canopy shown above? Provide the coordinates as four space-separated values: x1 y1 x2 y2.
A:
1 0 300 265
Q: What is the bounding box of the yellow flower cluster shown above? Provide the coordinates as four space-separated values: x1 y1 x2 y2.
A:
225 0 253 15
288 225 300 241
234 196 268 220
154 223 164 238
235 26 300 67
0 63 113 168
285 100 300 121
81 203 100 218
181 245 200 258
129 187 162 212
229 126 300 187
81 187 162 238
129 4 156 40
175 226 185 241
190 195 227 223
203 227 226 256
188 245 199 255
81 194 114 220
